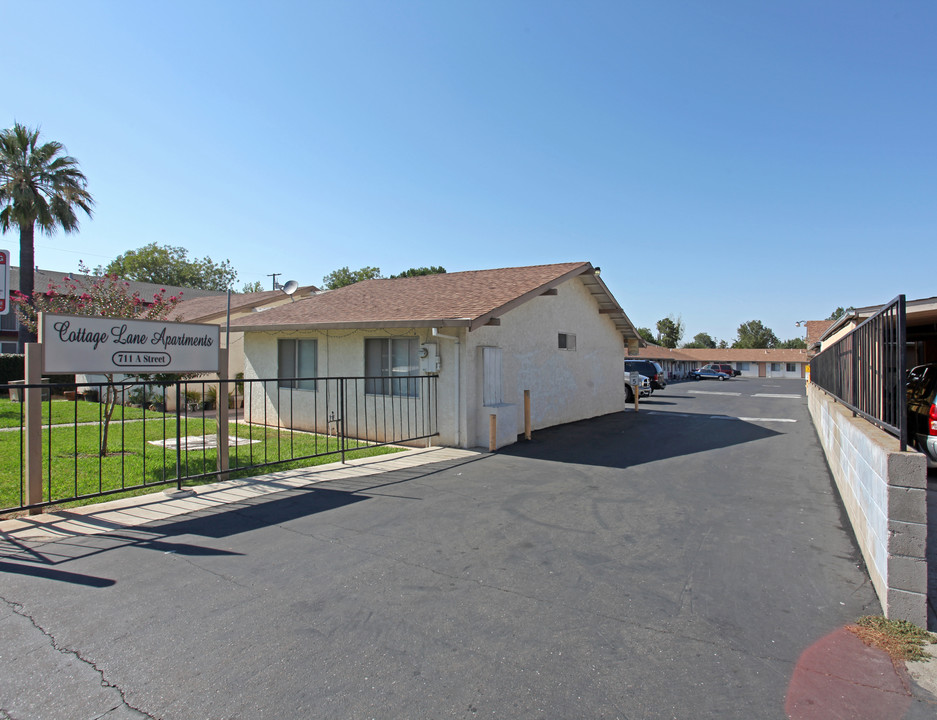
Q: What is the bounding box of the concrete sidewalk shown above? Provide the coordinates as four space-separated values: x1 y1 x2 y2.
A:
0 445 478 543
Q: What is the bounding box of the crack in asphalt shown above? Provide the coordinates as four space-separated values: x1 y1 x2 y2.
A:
0 594 156 720
160 550 254 590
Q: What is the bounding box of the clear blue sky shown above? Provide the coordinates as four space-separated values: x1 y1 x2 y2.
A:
4 1 935 344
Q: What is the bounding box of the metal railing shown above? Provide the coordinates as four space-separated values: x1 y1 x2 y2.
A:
811 295 906 449
0 374 438 514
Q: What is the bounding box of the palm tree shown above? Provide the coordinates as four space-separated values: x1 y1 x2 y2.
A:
0 122 94 348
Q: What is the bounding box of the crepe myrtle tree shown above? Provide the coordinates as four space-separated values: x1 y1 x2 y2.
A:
13 263 182 456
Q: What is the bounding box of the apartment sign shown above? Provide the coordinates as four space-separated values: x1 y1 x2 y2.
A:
41 313 220 373
0 249 9 315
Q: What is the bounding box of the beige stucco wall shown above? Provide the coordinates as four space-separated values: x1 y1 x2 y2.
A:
242 276 627 449
463 277 625 447
244 327 455 445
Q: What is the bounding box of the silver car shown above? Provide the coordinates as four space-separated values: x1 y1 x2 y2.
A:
625 373 651 402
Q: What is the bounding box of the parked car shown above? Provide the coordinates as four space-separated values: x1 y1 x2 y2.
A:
689 367 730 381
907 363 937 469
624 359 666 390
624 373 652 402
710 363 740 377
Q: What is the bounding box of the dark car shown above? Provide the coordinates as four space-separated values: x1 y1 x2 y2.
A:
689 367 730 381
625 359 666 390
907 363 937 469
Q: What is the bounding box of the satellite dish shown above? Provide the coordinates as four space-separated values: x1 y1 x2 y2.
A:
281 280 299 296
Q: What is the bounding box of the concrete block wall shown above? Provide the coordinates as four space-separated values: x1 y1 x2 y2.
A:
807 384 928 626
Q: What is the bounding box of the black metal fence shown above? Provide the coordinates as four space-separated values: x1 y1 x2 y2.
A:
811 295 906 449
0 374 437 515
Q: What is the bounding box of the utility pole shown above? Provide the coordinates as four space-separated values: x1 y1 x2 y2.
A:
267 272 281 290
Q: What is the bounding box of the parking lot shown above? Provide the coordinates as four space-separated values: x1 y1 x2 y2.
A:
0 378 913 718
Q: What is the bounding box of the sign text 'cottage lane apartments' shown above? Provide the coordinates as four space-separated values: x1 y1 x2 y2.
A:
41 313 220 374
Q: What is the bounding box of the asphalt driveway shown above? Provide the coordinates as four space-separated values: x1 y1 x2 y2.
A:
0 377 918 718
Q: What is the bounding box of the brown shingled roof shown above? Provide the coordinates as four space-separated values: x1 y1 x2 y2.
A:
167 285 318 322
229 262 640 339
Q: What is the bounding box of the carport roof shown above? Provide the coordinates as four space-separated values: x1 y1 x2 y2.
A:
229 262 643 340
817 295 937 343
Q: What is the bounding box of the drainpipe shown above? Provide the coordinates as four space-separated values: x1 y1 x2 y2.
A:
432 327 461 448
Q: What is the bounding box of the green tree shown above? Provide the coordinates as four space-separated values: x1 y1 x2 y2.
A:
717 339 728 349
13 263 181 455
656 315 684 348
777 337 807 349
0 122 94 348
733 320 779 349
683 332 716 349
636 327 656 344
390 266 446 278
103 243 236 290
322 265 383 289
827 306 855 321
241 280 264 293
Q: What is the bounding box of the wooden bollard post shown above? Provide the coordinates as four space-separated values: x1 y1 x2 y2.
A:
524 390 531 441
489 413 497 451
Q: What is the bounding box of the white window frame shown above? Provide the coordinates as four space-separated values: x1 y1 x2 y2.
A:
558 332 577 351
786 363 796 373
278 338 317 390
365 337 420 397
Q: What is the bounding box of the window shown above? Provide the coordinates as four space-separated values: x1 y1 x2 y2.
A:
770 362 781 372
786 363 796 372
0 313 17 331
738 362 750 371
558 333 576 351
365 337 420 396
278 339 317 389
0 341 17 354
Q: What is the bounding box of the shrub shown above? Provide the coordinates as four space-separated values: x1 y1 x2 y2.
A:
0 354 25 384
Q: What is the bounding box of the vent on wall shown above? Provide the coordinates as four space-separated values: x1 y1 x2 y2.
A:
558 333 576 351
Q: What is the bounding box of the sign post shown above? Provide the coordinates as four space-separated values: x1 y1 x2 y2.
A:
630 370 640 411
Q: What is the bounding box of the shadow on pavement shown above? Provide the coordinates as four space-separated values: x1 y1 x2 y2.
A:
0 454 488 569
499 409 780 469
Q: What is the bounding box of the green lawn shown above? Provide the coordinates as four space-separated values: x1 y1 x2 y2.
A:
0 416 403 513
0 398 150 429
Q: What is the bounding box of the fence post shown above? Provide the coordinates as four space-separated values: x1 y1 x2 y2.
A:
340 378 346 464
216 347 230 480
25 343 43 514
175 382 182 490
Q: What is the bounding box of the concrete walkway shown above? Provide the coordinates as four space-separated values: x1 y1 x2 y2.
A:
0 445 477 542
